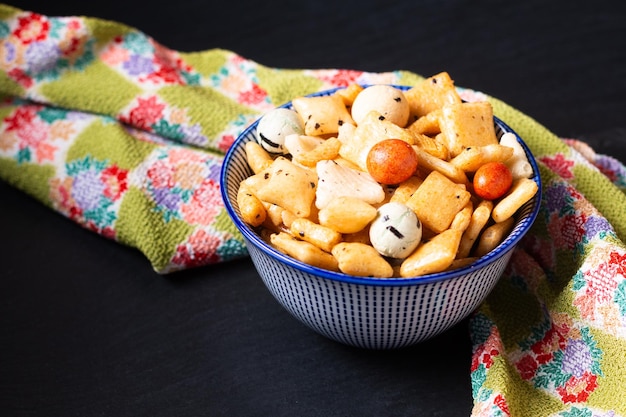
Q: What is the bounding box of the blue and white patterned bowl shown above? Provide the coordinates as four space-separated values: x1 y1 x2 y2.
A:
220 86 541 349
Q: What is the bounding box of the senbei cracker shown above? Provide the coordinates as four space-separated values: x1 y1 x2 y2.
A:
439 101 499 157
237 72 538 278
405 170 471 234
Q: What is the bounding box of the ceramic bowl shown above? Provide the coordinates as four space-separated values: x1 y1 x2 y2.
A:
220 86 541 349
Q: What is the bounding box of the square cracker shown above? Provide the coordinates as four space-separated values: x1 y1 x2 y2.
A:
292 94 355 136
405 170 471 233
255 157 318 218
439 101 498 157
404 72 462 118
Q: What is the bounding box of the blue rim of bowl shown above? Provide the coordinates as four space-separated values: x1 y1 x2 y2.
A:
220 85 542 287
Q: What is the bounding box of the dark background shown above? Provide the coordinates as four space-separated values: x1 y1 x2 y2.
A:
2 1 625 416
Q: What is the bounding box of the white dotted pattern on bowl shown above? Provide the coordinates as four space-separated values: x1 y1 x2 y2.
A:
246 237 511 349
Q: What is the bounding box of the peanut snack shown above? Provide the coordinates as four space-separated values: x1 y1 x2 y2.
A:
236 72 538 278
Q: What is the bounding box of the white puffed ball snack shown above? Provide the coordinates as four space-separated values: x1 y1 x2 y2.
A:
369 202 422 259
351 85 411 127
256 108 304 154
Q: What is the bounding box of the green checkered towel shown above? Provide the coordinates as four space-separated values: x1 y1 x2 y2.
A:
1 4 625 416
